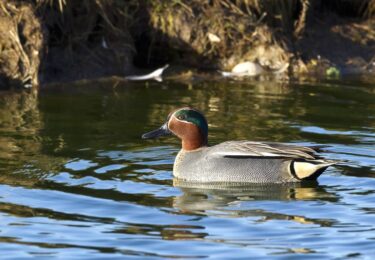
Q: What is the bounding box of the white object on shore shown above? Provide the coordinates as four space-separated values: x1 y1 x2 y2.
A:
207 32 221 43
221 61 289 77
125 64 169 82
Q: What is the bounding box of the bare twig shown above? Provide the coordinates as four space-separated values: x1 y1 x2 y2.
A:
294 0 309 38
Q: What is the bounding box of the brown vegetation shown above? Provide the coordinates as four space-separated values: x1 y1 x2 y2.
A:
0 0 374 88
36 0 135 83
142 0 375 76
0 1 44 87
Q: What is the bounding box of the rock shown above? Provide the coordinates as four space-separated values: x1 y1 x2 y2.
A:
221 61 289 77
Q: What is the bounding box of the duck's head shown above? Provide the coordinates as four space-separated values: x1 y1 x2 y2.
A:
142 107 208 151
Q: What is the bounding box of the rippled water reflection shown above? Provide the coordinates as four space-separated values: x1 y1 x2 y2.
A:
0 79 374 259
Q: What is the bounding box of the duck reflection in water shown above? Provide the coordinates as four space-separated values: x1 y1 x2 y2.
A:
173 179 338 227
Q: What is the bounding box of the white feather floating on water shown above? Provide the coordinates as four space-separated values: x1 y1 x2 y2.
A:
220 61 289 77
125 64 169 82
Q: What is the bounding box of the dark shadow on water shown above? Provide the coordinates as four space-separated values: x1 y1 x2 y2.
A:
173 179 338 201
173 179 339 226
0 89 67 187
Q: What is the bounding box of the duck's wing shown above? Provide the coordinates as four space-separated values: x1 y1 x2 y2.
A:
207 141 337 181
209 141 319 160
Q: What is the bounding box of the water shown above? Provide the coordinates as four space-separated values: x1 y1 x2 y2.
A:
0 78 374 259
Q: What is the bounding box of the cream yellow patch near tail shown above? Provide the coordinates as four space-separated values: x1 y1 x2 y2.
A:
293 160 337 179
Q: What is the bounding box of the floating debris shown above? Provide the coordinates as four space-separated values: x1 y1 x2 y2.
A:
125 64 169 82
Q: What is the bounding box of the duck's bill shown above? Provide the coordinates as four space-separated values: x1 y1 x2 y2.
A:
142 123 171 139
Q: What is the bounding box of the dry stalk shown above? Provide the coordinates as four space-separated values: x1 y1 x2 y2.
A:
294 0 309 38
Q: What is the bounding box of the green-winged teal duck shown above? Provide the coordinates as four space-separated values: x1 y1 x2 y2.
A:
142 107 337 183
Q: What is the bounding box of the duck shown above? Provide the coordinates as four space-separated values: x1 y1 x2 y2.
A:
142 107 337 183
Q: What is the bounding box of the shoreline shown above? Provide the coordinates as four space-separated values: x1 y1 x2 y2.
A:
0 1 374 89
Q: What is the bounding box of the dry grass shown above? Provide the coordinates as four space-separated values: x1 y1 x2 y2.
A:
34 0 135 54
32 0 375 57
31 0 137 80
146 0 299 68
0 1 44 86
361 0 375 18
1 0 373 84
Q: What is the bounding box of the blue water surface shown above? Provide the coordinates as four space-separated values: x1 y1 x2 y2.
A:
0 79 374 259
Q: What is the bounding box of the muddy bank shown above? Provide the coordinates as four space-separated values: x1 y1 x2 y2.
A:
0 0 135 88
0 0 374 88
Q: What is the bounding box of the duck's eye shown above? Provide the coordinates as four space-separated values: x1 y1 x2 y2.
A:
177 115 185 120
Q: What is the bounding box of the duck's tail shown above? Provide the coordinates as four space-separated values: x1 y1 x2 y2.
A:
291 159 338 180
